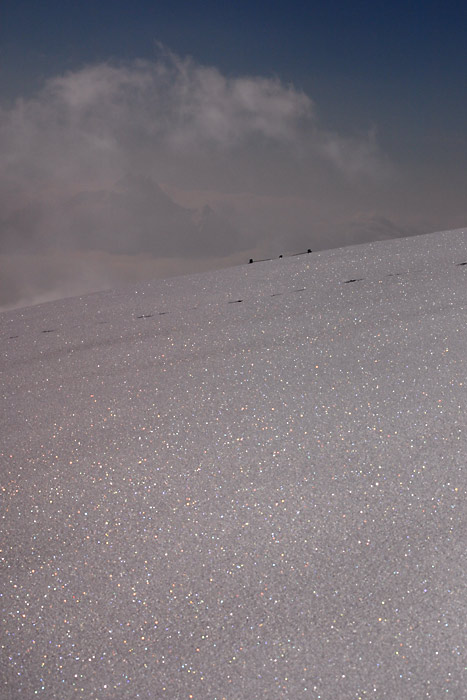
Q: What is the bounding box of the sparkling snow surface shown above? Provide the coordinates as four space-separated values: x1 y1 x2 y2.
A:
2 229 467 699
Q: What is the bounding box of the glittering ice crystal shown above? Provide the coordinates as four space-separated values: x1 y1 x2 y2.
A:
2 228 467 698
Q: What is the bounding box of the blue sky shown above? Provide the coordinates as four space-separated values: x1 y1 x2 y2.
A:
3 0 465 131
1 0 466 309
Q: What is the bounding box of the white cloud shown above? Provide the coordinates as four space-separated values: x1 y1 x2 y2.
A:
0 49 417 309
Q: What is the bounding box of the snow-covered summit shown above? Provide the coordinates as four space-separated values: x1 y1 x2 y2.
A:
2 228 467 698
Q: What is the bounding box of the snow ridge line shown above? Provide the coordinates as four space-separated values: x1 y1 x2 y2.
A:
248 249 312 263
5 259 467 341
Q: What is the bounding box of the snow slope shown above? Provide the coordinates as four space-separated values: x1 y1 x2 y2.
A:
2 228 467 699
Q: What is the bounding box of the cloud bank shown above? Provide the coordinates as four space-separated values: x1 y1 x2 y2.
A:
0 49 448 309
